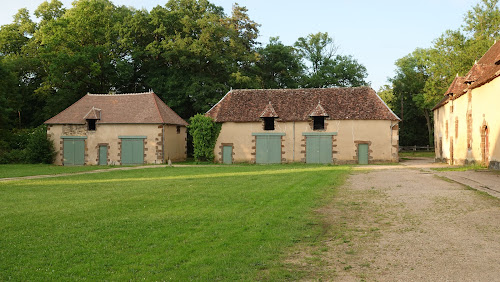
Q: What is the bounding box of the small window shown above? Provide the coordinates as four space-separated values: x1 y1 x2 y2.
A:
87 119 96 131
313 116 325 130
263 117 275 131
176 126 181 134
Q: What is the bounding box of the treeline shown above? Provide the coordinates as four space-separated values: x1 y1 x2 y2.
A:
0 0 368 162
380 0 500 146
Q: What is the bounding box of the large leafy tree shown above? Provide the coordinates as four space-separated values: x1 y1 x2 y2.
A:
294 32 368 88
254 37 303 88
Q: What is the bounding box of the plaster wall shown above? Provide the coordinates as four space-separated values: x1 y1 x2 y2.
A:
214 119 398 164
47 123 187 165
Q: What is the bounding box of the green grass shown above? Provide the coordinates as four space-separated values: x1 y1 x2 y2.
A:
0 164 131 178
0 164 349 280
399 151 435 158
432 163 488 171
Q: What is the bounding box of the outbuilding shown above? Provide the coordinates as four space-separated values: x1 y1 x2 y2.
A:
206 87 400 164
45 92 188 165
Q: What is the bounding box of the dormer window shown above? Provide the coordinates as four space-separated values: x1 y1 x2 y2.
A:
260 101 278 131
264 117 275 130
313 116 325 130
87 119 97 131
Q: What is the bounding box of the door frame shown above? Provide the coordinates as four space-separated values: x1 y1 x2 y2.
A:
119 136 146 165
98 144 108 165
221 143 234 164
61 136 87 166
252 133 285 164
303 132 337 164
355 141 371 165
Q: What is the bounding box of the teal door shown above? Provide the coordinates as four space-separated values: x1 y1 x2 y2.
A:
222 146 233 164
358 144 369 165
99 145 108 165
121 139 144 164
63 139 85 166
255 135 282 164
306 136 333 164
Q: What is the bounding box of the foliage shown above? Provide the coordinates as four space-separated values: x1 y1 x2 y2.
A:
387 0 500 146
377 85 395 109
24 125 56 164
188 114 221 161
0 165 350 280
294 32 368 88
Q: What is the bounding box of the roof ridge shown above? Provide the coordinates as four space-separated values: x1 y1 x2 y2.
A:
88 92 153 96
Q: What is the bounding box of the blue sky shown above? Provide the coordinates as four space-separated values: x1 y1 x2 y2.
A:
1 0 479 90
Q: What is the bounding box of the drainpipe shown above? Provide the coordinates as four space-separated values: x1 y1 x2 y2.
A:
293 121 296 162
162 125 165 163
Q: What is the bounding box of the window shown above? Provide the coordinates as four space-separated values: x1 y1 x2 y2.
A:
313 116 325 130
263 117 275 130
176 126 181 134
87 119 96 131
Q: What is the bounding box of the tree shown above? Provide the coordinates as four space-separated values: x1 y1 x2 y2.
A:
254 37 303 88
294 32 368 88
188 114 221 161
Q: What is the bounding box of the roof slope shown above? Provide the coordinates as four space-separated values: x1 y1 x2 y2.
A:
206 87 400 122
444 76 466 96
45 92 188 125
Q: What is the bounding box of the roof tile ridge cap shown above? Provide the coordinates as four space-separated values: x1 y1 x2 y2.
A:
151 93 166 124
372 88 401 121
45 93 90 123
87 92 152 96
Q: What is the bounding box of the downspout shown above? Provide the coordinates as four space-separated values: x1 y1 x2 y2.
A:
162 125 165 163
293 121 296 162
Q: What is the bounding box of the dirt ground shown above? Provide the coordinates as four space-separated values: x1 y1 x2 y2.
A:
287 159 500 281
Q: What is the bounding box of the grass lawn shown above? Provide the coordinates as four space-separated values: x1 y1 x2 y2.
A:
399 151 435 158
432 163 488 171
0 164 349 280
0 164 132 179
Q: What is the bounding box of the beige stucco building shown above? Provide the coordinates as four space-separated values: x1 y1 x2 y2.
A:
206 88 400 164
433 41 500 169
45 92 188 165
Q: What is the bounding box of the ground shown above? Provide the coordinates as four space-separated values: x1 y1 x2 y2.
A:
287 158 500 281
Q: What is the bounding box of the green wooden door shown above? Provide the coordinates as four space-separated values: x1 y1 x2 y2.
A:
99 145 107 165
255 135 282 164
222 146 233 164
306 136 332 164
121 139 144 164
358 144 369 165
63 139 85 166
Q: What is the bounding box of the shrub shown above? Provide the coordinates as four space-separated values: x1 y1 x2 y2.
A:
188 114 221 162
25 125 56 164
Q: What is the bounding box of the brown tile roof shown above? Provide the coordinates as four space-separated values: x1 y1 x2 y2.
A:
260 102 279 118
45 92 188 125
444 76 466 96
308 102 329 117
206 87 400 122
468 41 500 89
431 95 450 111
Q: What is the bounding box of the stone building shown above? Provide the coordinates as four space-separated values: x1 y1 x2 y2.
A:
45 92 188 165
206 87 400 164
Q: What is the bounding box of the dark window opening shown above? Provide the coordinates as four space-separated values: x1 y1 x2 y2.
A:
313 116 325 130
176 126 181 134
87 119 96 131
264 117 275 130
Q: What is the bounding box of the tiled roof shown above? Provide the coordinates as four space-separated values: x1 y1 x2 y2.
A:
444 76 467 97
431 95 450 111
260 102 279 118
206 87 400 122
433 41 500 111
45 92 188 125
308 102 329 117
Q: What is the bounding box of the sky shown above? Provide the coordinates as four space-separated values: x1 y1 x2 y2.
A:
0 0 479 90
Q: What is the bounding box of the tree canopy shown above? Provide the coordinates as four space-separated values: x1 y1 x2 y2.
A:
383 0 500 146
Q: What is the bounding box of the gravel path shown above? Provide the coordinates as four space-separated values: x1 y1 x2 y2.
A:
288 161 500 281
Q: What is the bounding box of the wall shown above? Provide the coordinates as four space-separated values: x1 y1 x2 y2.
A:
47 123 187 165
434 76 500 168
163 125 187 162
214 119 398 164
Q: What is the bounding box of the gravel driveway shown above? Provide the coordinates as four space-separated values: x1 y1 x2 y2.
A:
288 160 500 281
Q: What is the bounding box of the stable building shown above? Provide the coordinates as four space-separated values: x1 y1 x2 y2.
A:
206 87 400 164
45 92 188 165
433 41 500 169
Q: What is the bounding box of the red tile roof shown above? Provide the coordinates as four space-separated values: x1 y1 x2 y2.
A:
260 102 279 118
206 87 400 122
45 92 188 125
308 102 329 117
433 41 500 111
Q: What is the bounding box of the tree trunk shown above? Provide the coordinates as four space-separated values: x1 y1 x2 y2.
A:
423 109 433 146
